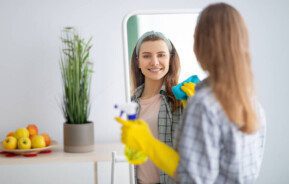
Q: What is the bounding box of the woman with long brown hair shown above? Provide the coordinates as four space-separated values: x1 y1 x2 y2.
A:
130 31 182 184
116 3 266 183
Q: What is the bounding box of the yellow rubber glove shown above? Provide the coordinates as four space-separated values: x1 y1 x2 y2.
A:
180 82 196 107
115 117 179 177
124 146 148 165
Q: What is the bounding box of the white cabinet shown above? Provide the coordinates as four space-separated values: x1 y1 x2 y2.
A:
0 162 95 184
0 143 130 184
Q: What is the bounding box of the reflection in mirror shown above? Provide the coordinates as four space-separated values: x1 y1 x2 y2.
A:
123 12 207 100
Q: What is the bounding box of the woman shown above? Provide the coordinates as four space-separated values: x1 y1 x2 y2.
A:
117 3 266 184
130 31 182 184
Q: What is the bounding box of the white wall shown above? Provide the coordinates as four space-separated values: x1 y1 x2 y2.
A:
0 0 288 183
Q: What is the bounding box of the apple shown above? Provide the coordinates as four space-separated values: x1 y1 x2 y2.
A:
29 134 36 140
26 124 38 137
41 133 51 146
18 137 31 149
31 135 46 148
2 136 17 150
15 128 30 139
6 131 15 137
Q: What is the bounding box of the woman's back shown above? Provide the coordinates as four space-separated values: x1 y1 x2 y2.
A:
177 80 266 183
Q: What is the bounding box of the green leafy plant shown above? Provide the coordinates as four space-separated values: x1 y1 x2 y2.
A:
60 27 93 124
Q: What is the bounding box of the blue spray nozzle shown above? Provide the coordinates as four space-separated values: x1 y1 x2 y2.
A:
114 102 138 120
172 75 200 100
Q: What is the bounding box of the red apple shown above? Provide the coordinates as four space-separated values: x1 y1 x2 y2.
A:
26 124 38 137
6 131 15 137
29 135 36 140
41 133 51 146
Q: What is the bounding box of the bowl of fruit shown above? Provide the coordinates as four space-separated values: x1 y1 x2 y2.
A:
1 124 56 156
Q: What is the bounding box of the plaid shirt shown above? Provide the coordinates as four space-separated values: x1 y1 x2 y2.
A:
176 80 266 184
132 84 183 184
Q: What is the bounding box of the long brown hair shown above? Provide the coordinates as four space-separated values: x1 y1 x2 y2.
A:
130 33 181 111
194 3 258 133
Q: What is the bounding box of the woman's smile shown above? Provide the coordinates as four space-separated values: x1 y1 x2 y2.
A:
148 67 163 73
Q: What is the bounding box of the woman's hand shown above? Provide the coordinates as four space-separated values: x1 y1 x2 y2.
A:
115 117 154 153
115 117 180 177
180 82 196 107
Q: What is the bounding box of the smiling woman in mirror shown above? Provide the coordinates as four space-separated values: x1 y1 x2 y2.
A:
130 31 182 184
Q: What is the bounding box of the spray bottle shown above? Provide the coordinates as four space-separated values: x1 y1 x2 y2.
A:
115 102 148 165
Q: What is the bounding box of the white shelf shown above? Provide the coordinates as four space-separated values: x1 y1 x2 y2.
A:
0 143 129 184
0 143 124 165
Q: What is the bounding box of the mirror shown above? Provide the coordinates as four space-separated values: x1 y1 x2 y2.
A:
122 10 207 101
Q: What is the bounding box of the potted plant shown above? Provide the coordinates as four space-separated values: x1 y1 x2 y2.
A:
60 27 94 153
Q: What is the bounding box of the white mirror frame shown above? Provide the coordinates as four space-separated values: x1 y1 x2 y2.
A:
122 9 201 102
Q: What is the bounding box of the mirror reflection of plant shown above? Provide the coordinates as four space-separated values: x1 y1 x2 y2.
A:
60 27 93 124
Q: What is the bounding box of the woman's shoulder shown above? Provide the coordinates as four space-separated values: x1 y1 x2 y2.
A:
131 85 145 101
186 85 222 118
188 85 214 105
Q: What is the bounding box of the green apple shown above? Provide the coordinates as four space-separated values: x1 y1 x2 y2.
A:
31 135 46 148
18 137 32 149
15 128 30 139
2 136 17 150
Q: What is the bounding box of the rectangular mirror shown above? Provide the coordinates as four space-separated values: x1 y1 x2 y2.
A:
122 10 207 101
